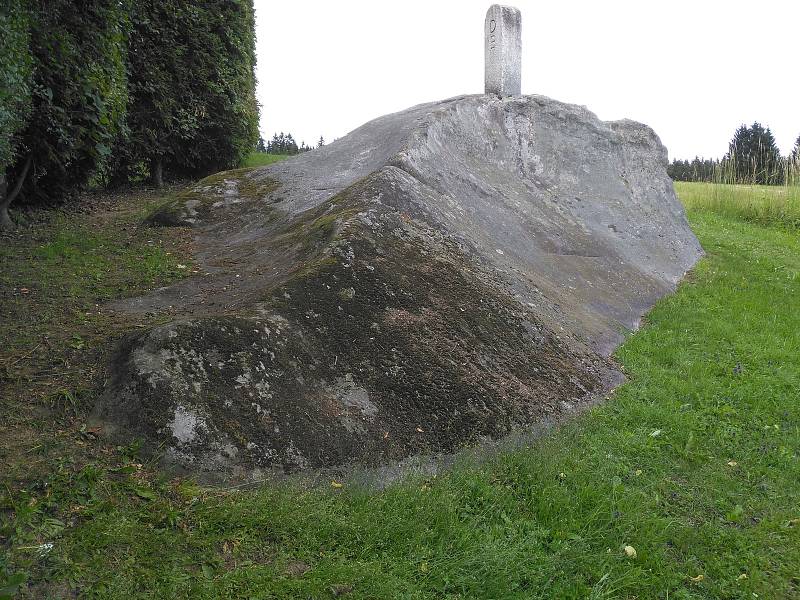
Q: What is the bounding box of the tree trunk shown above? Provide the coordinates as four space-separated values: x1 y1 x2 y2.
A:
0 173 12 231
151 157 164 188
0 156 32 231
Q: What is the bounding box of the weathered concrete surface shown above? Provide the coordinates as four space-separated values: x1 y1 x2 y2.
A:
95 94 702 478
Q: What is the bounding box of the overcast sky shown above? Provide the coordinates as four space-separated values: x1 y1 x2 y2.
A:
254 0 798 160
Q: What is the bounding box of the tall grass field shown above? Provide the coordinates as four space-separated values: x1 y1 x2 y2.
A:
1 181 799 598
676 181 800 229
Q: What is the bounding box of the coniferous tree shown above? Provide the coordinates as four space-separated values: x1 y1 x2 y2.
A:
722 123 784 185
256 136 267 153
285 133 298 155
667 157 719 183
266 132 303 155
789 134 800 185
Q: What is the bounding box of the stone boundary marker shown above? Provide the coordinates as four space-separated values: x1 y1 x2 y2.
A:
485 4 522 97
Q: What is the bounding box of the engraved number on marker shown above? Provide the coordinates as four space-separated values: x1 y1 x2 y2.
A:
488 19 497 50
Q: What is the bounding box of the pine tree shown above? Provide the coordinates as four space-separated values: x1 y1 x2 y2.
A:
256 136 266 153
317 136 325 149
789 134 800 185
285 133 298 155
723 122 784 185
668 157 719 183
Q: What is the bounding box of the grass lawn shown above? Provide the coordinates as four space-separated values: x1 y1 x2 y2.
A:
242 152 291 168
1 182 799 598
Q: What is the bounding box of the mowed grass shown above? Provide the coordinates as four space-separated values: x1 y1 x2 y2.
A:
242 152 290 168
676 181 800 229
2 183 800 598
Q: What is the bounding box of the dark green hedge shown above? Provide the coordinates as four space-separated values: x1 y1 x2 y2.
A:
0 0 32 176
114 0 259 185
1 0 259 219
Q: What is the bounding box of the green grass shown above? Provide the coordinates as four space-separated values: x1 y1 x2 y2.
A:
676 181 800 229
0 187 193 484
242 152 290 168
2 184 800 598
0 192 190 376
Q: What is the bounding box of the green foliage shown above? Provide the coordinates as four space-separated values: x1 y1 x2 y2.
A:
722 122 785 185
266 132 299 155
0 570 27 600
3 0 259 203
0 0 32 174
11 0 129 204
115 0 259 184
263 132 316 155
667 156 720 182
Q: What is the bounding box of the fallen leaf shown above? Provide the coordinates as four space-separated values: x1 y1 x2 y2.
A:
20 288 30 294
690 574 704 583
331 480 343 488
416 427 424 433
727 461 738 467
624 545 637 559
650 429 662 438
634 469 643 476
737 574 748 581
134 487 156 500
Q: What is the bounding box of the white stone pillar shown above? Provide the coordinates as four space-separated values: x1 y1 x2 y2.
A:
485 5 522 97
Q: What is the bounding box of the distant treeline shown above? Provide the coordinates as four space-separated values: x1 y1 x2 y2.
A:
257 133 325 156
669 123 800 185
0 0 258 229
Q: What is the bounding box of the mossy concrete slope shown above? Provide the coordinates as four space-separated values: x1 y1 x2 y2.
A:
95 95 702 477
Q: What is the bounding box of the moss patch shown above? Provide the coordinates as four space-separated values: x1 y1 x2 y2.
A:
97 183 612 475
147 168 280 227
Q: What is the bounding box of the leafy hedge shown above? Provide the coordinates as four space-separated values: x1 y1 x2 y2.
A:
0 0 259 226
18 0 129 204
114 0 259 185
0 0 32 176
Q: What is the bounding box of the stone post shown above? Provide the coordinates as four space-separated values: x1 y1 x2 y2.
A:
484 4 522 97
